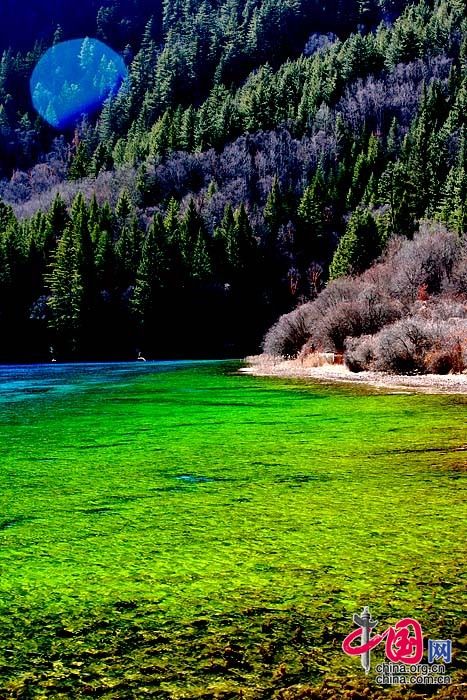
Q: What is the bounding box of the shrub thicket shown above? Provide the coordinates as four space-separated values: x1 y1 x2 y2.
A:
264 224 467 374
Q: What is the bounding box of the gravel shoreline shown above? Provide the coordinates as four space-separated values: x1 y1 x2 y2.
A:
242 356 467 394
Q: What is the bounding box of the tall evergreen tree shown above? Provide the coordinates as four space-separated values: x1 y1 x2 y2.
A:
329 208 381 279
437 127 467 235
264 176 287 235
298 167 327 258
47 225 83 354
132 214 167 326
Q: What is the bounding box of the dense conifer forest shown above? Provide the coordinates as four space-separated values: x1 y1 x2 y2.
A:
0 0 465 361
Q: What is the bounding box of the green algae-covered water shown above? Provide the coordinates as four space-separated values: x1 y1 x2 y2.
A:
0 361 466 698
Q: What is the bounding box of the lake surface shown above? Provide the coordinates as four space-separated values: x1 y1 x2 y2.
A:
0 361 465 696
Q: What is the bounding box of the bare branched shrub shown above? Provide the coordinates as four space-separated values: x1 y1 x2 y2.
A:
424 344 464 375
389 225 460 305
346 313 467 375
447 239 467 296
313 300 365 352
263 226 466 371
344 335 377 372
262 305 311 358
372 317 467 374
411 298 467 322
372 318 443 373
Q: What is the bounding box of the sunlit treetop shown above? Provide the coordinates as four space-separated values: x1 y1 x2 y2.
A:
30 38 128 129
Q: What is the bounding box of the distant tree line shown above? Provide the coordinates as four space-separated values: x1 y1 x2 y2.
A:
0 190 267 360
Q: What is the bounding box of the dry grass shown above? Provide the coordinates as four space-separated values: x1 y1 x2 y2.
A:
246 353 335 370
243 354 467 394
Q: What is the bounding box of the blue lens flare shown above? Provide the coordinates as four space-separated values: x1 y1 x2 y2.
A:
30 38 128 129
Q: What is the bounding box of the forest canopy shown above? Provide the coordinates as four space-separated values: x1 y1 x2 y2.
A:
0 0 465 362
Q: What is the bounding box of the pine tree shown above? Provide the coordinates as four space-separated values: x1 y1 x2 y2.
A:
346 135 381 209
68 142 90 180
2 218 26 280
70 194 94 281
90 143 110 177
207 180 217 198
297 167 327 257
135 163 154 205
0 200 17 230
100 202 114 235
362 172 377 207
115 189 133 224
131 214 167 325
437 127 467 235
28 211 54 268
181 106 197 152
53 25 64 45
0 229 11 293
191 233 212 281
95 229 114 289
214 203 236 275
264 176 287 235
386 116 400 159
164 198 180 241
329 209 381 279
115 216 141 287
47 225 83 353
180 198 203 264
234 203 257 273
87 194 100 236
149 110 173 157
162 198 185 284
402 86 438 217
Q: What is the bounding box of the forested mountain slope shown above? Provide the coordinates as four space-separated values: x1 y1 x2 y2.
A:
0 0 410 177
0 0 465 362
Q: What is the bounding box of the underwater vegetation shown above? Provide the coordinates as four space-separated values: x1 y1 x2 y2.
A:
30 39 128 128
0 361 465 697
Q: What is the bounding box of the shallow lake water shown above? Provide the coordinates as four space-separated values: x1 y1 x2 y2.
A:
0 361 465 697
